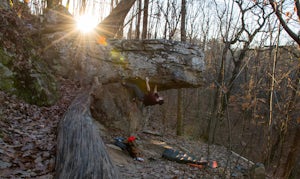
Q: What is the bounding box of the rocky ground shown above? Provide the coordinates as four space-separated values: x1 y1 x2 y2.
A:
104 128 257 179
0 78 268 179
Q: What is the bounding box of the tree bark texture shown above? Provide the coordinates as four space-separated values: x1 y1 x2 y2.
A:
283 126 300 178
180 0 186 42
269 0 300 46
142 0 149 39
135 0 142 39
55 92 119 179
98 0 136 38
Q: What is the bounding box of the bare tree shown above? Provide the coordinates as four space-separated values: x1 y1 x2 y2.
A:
198 1 212 49
186 3 201 44
180 0 186 42
135 0 142 39
269 0 300 45
142 0 149 39
110 0 114 11
65 0 70 11
267 0 300 177
163 0 170 39
98 0 136 38
168 1 181 40
207 0 272 144
79 0 86 15
153 0 162 38
157 0 181 40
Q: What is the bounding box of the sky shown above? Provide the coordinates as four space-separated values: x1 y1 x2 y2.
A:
28 0 299 46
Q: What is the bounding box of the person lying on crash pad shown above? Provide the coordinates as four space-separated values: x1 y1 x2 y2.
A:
114 136 144 162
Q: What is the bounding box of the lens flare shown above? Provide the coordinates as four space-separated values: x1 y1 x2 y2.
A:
76 15 98 33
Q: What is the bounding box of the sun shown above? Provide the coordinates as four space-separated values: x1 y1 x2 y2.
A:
76 15 98 33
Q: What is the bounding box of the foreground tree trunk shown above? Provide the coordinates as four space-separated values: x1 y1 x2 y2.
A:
55 91 119 179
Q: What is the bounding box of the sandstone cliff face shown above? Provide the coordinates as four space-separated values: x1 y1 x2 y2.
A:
41 30 205 133
42 35 205 87
108 39 205 89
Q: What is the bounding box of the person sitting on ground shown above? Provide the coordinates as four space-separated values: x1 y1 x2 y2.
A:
122 77 164 106
124 136 144 162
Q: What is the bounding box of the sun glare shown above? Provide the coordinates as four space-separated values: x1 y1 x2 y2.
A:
76 15 98 33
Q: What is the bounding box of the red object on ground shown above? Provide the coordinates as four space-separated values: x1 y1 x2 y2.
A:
127 136 136 143
211 160 218 168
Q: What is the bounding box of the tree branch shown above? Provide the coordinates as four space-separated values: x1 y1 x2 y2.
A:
295 0 300 20
269 0 300 45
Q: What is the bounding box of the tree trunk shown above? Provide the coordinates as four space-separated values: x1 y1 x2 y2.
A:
176 89 183 136
142 0 149 39
65 0 70 11
98 0 136 38
110 0 114 11
47 0 59 9
180 0 186 42
283 126 300 178
55 91 119 179
135 0 142 39
163 0 170 39
269 0 300 45
80 0 87 15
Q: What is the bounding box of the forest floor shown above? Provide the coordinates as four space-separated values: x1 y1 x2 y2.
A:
0 79 263 179
0 78 78 178
104 131 255 179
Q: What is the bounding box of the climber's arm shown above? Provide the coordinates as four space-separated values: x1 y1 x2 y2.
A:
154 85 158 93
146 77 151 92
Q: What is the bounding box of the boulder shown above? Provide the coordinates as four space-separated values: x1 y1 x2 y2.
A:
42 31 206 133
42 33 205 90
90 82 143 133
108 39 205 89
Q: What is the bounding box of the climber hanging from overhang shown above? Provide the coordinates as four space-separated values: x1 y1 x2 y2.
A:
122 77 164 107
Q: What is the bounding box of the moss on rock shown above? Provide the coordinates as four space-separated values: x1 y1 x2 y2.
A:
0 48 58 106
0 49 15 92
0 63 15 91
